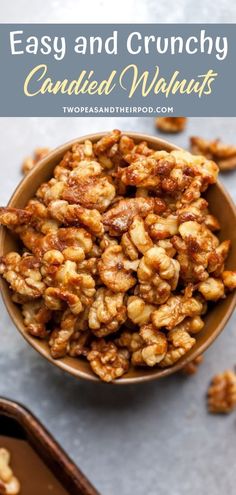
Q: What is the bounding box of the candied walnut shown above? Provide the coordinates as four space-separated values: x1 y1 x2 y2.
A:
0 252 45 299
156 239 176 258
127 296 155 325
32 227 93 258
22 300 52 338
152 295 203 330
115 330 143 352
119 155 161 188
156 117 187 134
207 370 236 414
222 270 236 291
94 129 121 155
137 246 180 304
22 147 50 175
173 150 219 187
0 448 20 495
99 234 118 252
174 221 227 282
98 245 137 292
132 324 167 367
77 257 98 276
62 160 116 212
121 232 139 260
190 136 236 172
36 178 65 205
177 198 209 224
103 197 165 236
48 200 104 237
25 199 60 235
204 214 220 232
43 260 96 315
198 277 225 301
159 323 196 368
208 240 231 276
0 207 31 229
186 316 205 334
44 287 82 314
128 216 153 254
118 135 135 155
181 355 204 375
69 330 91 357
179 221 219 254
88 288 127 337
49 309 77 358
87 340 129 382
145 213 178 240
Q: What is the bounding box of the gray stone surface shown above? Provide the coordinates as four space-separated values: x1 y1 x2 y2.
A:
0 2 236 494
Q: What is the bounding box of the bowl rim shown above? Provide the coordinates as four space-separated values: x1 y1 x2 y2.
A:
1 130 236 385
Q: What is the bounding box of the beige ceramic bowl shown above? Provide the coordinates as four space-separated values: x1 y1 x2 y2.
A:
0 132 236 384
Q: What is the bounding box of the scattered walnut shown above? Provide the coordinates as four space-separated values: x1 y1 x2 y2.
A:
156 117 187 134
207 370 236 414
22 147 50 175
181 355 204 375
190 136 236 172
87 340 129 382
0 448 20 495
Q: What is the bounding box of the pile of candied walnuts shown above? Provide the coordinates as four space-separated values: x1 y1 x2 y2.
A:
0 129 236 382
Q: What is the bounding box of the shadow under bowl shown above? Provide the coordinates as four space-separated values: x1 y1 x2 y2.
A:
0 131 236 384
